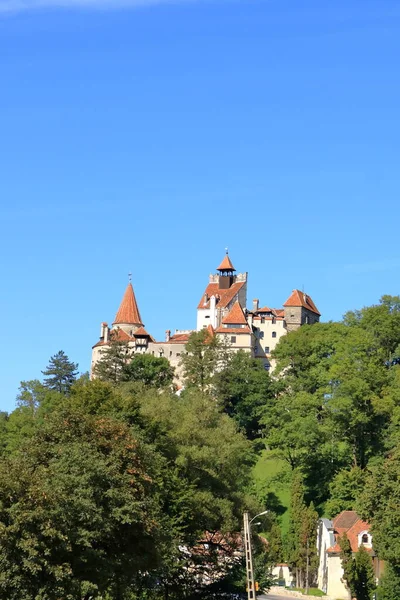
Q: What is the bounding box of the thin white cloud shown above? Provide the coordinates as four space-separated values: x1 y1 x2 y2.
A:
0 0 201 13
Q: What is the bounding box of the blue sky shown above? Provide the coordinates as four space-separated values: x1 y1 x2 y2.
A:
1 0 399 411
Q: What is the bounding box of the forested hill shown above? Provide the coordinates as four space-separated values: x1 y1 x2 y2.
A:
0 295 399 599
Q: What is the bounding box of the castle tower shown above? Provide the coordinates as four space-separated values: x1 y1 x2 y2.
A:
283 289 320 332
197 252 247 331
113 281 143 335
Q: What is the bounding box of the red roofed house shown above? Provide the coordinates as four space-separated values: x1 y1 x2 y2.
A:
91 252 321 380
316 511 382 598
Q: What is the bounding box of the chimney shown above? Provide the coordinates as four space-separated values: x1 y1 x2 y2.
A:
101 322 109 343
165 329 171 342
253 299 259 312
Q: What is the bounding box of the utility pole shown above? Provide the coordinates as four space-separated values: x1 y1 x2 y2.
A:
243 511 256 600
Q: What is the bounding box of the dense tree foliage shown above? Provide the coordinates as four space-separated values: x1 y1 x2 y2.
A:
180 329 231 392
3 294 400 597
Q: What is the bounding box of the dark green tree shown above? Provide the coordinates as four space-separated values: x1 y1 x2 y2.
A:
92 340 131 384
377 563 400 600
181 329 231 393
353 545 376 600
340 533 376 600
287 471 317 588
123 353 175 389
340 532 357 597
0 406 163 600
325 467 366 518
213 351 274 440
42 350 78 394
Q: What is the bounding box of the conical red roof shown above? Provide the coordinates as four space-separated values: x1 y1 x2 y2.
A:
113 283 143 325
217 253 235 271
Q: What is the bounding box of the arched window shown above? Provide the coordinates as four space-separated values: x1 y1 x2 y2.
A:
361 534 369 544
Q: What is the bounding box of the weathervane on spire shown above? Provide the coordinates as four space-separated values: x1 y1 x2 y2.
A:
128 272 132 283
225 247 229 255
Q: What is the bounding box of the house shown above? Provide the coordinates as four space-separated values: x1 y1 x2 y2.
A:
317 510 383 599
91 252 320 380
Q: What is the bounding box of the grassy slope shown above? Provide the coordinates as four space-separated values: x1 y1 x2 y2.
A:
252 449 292 536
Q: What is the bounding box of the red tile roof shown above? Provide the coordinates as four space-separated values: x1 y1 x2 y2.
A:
283 289 321 316
327 511 371 554
256 306 273 313
198 281 246 310
113 283 143 325
222 301 248 325
333 511 360 531
168 333 191 343
133 326 156 342
217 253 236 271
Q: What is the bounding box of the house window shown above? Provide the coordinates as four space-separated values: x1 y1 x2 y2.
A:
261 317 265 324
259 331 264 339
272 331 277 338
231 336 236 343
362 534 369 544
272 317 276 324
265 346 270 353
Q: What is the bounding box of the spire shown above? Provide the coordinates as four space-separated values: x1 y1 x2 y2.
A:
217 249 236 272
113 282 143 326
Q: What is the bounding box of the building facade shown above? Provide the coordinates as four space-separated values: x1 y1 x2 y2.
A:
91 252 320 379
316 510 382 599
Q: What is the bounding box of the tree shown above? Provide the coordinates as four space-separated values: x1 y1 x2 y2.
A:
0 406 163 600
344 295 400 364
123 353 175 389
340 535 375 600
93 340 131 384
353 545 376 600
42 350 78 394
286 471 317 589
325 467 366 518
213 351 274 440
340 532 357 597
181 329 231 393
358 451 400 568
377 563 400 600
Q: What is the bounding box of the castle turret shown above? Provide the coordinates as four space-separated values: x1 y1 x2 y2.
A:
283 289 320 332
113 281 143 334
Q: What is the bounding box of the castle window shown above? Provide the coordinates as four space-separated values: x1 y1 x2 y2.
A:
272 317 276 324
259 331 264 339
265 346 270 354
272 331 277 338
261 317 265 324
362 534 369 544
231 336 236 343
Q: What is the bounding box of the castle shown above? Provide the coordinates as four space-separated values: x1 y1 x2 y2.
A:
91 252 320 378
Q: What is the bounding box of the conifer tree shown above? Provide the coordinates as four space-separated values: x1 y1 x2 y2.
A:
42 350 78 395
353 545 376 600
340 532 356 597
93 340 131 384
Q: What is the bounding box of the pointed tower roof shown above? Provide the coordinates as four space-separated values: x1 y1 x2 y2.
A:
217 251 236 272
222 301 248 325
113 283 143 325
